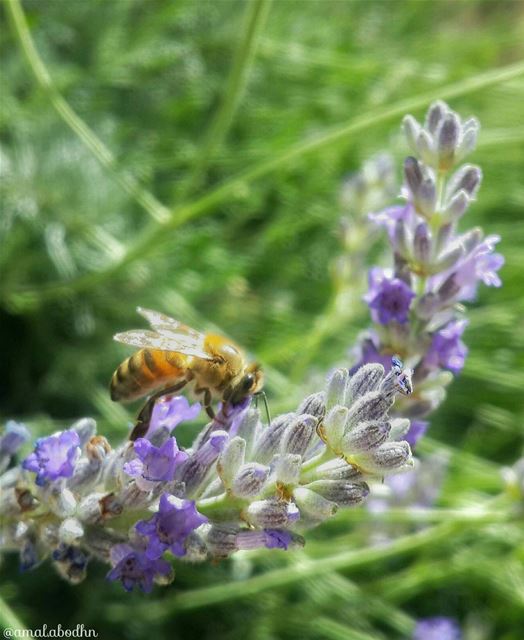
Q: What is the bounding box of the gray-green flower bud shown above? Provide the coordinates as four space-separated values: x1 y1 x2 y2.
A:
306 480 370 507
232 463 270 498
347 364 384 403
326 368 349 409
281 415 317 456
342 421 391 453
217 436 246 490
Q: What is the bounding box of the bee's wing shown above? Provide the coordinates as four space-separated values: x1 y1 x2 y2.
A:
113 329 212 360
136 307 202 339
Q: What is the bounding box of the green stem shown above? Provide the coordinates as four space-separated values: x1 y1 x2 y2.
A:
0 594 32 636
196 493 247 520
177 0 272 199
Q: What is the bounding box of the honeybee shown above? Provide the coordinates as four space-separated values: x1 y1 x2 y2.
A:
110 307 264 440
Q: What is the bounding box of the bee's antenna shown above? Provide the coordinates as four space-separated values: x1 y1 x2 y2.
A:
255 391 271 425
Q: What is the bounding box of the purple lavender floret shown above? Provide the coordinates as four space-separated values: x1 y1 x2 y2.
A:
264 529 293 550
149 396 201 438
430 234 504 303
236 528 293 551
135 493 208 559
453 234 504 300
364 267 415 325
107 543 172 593
0 421 30 456
413 617 462 640
123 437 188 484
424 320 468 374
368 202 414 242
404 420 429 448
22 429 80 486
350 331 393 374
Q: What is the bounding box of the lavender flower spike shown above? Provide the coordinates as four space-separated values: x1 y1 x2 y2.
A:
353 101 504 443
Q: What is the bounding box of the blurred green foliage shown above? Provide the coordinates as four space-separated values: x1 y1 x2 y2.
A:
1 0 524 638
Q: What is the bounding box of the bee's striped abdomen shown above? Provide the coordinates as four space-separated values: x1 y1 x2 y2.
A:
110 348 188 402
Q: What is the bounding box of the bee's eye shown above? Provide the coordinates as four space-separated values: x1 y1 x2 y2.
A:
241 373 255 391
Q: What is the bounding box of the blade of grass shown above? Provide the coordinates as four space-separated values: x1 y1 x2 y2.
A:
0 594 32 637
177 0 273 198
312 617 386 640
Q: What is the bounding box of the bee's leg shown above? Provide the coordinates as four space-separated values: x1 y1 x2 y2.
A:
129 379 189 441
195 386 215 420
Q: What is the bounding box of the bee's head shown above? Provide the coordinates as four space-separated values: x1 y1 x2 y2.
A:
229 362 264 405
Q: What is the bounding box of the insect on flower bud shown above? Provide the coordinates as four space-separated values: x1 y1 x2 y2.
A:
380 356 413 397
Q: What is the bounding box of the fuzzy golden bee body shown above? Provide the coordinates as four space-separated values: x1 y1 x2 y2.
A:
110 308 263 438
